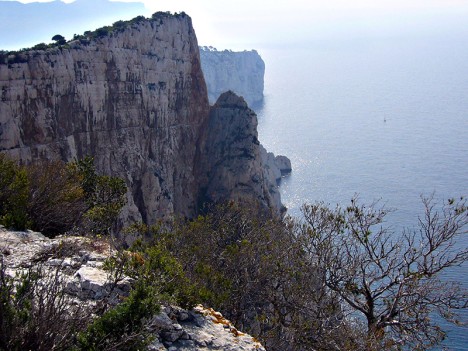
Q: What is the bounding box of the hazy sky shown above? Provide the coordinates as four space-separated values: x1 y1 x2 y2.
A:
6 0 468 49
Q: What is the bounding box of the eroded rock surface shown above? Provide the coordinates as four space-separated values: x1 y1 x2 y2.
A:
0 226 266 351
196 91 288 216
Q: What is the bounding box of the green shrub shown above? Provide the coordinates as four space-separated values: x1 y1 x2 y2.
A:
0 154 29 230
61 156 127 236
74 282 159 351
94 27 111 38
26 160 87 236
0 154 126 237
32 43 48 51
51 34 66 45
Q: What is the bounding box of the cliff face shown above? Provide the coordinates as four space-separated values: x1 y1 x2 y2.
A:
196 91 284 215
0 13 207 223
0 14 287 223
200 47 265 107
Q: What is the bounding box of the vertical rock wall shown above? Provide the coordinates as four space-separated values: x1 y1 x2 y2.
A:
196 91 284 216
0 13 209 223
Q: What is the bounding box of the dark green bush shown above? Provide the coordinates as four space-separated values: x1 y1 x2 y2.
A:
26 160 87 236
51 34 66 45
0 154 126 237
0 154 29 230
72 156 127 236
32 43 48 51
75 282 159 351
112 20 126 31
94 27 111 38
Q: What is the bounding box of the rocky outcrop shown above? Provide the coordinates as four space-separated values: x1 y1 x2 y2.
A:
200 47 265 107
0 13 288 223
0 226 266 351
196 91 287 216
149 305 265 350
261 145 292 187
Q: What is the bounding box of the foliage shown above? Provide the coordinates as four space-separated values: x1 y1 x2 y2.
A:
0 259 90 351
155 203 347 350
0 154 126 237
0 154 29 229
74 282 159 351
71 156 127 236
51 34 66 45
107 223 199 309
118 199 466 351
31 43 49 51
26 160 87 236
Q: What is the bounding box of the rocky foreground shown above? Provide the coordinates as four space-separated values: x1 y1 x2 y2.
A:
0 226 265 351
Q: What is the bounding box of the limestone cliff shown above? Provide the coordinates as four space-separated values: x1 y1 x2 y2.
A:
200 47 265 107
196 91 284 215
0 13 288 223
0 12 209 223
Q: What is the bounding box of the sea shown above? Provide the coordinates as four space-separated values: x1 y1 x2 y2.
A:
254 35 468 350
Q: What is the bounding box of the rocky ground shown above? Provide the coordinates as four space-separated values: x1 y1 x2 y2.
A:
0 226 265 351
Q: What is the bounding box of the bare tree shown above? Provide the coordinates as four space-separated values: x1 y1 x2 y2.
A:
299 195 468 350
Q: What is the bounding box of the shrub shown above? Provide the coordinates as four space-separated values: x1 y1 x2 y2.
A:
32 43 48 51
73 156 127 237
0 154 29 230
129 16 146 25
0 260 90 350
112 20 126 31
74 282 159 351
0 154 126 237
94 27 111 38
26 160 87 236
51 34 66 45
155 203 343 350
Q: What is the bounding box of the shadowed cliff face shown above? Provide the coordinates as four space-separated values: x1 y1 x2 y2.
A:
196 91 284 216
0 13 287 224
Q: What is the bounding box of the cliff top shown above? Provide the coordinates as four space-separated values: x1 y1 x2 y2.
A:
200 46 259 54
0 11 190 63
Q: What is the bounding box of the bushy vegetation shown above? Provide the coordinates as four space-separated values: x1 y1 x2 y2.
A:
0 154 126 237
114 199 467 351
1 150 467 350
0 154 29 229
74 282 160 351
0 260 90 350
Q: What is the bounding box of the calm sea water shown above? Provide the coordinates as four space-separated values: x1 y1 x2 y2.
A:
254 36 468 350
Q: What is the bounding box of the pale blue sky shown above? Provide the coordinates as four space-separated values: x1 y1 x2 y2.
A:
4 0 468 50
